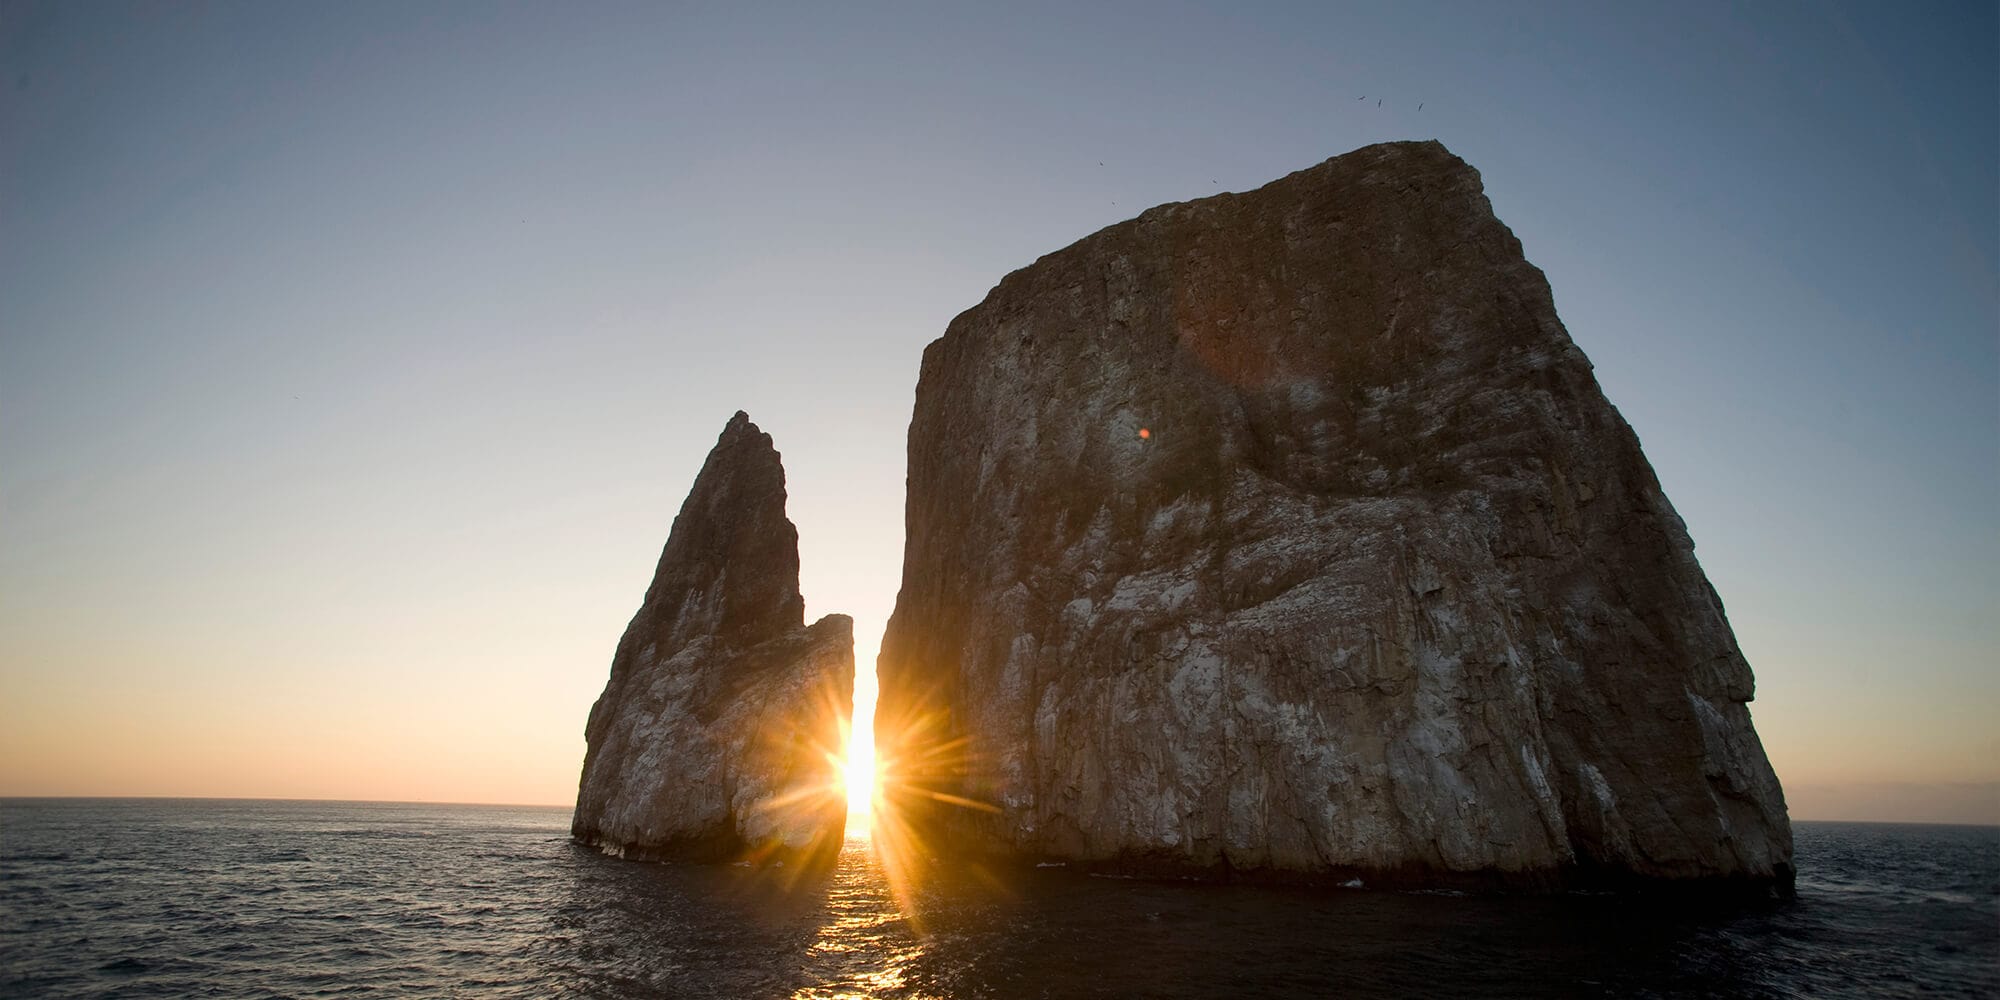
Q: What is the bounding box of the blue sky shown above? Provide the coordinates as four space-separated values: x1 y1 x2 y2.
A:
0 1 1993 820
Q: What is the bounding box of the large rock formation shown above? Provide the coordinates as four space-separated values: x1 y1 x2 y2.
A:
574 412 852 866
875 141 1791 892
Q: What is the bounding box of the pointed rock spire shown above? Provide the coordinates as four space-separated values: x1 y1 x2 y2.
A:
574 412 852 866
617 410 805 666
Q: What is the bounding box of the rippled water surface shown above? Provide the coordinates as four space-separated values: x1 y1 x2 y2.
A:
2 800 1994 998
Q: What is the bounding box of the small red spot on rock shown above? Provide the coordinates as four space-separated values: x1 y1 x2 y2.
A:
1138 428 1151 440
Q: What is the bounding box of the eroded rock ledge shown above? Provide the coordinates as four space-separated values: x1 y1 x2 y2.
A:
573 411 852 866
875 140 1792 894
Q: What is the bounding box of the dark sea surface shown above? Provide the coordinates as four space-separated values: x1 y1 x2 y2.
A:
1 800 1993 999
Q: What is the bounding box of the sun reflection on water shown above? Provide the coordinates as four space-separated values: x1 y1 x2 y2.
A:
788 841 923 1000
788 656 1007 996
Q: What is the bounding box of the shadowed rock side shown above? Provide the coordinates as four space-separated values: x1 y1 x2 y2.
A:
574 412 852 867
876 141 1791 893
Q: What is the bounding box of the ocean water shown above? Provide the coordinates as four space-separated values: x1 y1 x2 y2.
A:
0 800 1993 999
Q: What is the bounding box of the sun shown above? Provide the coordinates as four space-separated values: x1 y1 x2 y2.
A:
840 665 881 837
843 734 876 836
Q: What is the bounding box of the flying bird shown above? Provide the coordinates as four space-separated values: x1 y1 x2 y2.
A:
1418 102 1424 111
1377 98 1381 107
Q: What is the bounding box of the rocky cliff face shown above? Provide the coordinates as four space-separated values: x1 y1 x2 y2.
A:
574 412 852 865
875 141 1791 891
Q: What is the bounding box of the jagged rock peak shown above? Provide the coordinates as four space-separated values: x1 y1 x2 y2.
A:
876 140 1792 894
619 411 805 663
574 411 851 866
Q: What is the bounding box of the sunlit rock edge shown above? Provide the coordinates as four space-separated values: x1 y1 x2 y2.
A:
876 140 1794 896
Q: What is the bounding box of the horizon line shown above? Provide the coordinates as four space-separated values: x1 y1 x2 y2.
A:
2 794 1994 829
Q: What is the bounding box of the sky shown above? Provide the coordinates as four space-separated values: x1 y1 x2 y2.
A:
0 0 1993 824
